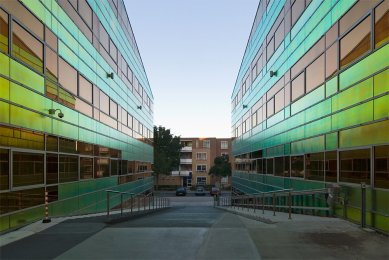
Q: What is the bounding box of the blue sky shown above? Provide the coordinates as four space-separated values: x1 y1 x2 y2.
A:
124 0 258 137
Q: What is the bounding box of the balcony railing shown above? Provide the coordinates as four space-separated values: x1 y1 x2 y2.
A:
181 146 192 152
180 158 192 164
171 171 191 177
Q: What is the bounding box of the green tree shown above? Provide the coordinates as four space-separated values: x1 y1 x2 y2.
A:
153 126 182 189
209 154 232 178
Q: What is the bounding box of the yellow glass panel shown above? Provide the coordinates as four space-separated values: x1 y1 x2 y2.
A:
0 101 9 124
0 52 9 76
339 120 389 148
374 94 389 120
373 69 389 96
10 82 51 114
10 104 50 133
0 77 10 100
332 78 373 112
10 59 44 93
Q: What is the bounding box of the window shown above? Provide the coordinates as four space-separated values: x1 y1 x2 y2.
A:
13 152 44 187
203 140 210 148
340 149 370 184
274 157 284 176
59 138 77 153
59 58 77 95
325 151 337 182
221 141 228 149
196 165 207 172
45 27 57 51
80 157 93 179
78 0 92 28
196 152 207 160
291 155 304 178
291 72 305 101
111 159 119 175
266 158 274 174
59 155 78 183
77 141 93 155
267 98 274 117
291 0 305 26
340 16 371 68
375 145 389 189
375 0 389 48
196 176 206 185
110 99 118 119
12 21 43 73
79 75 92 103
0 149 9 190
94 157 110 178
305 153 324 181
45 47 58 81
274 89 284 113
99 25 109 51
109 39 117 61
0 8 8 53
99 92 109 114
46 154 58 184
306 54 324 93
326 42 338 79
325 22 338 48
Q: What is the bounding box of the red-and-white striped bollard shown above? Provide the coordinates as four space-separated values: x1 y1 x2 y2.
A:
42 190 51 223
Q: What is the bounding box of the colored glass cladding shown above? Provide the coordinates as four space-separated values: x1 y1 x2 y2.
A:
0 0 155 231
231 0 388 232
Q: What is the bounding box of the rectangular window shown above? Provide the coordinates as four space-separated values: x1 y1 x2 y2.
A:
291 155 304 178
375 1 389 48
274 89 284 113
274 157 284 176
196 176 206 185
291 0 305 26
12 21 43 73
291 72 305 101
340 149 370 184
375 145 389 189
326 42 338 79
59 155 78 183
110 99 118 119
59 58 77 95
196 165 207 172
99 25 109 51
78 0 92 28
0 149 9 190
0 8 9 53
340 16 371 68
325 151 337 182
109 39 117 61
203 140 210 148
221 141 228 149
77 141 93 155
99 92 109 114
306 54 324 93
196 152 207 160
305 152 324 181
45 46 58 82
80 157 93 179
46 153 58 184
266 158 274 175
94 157 110 178
267 98 274 117
79 75 92 103
13 152 44 187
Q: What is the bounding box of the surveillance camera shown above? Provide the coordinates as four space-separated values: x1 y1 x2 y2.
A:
58 112 64 118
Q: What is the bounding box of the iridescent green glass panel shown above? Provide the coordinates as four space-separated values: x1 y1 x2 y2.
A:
332 78 373 112
326 76 338 97
326 132 338 150
10 59 44 93
373 69 389 96
0 52 9 76
374 94 389 120
0 77 9 100
331 101 373 131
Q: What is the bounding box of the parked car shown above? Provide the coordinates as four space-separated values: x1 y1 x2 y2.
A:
175 187 187 196
210 187 221 196
195 186 206 196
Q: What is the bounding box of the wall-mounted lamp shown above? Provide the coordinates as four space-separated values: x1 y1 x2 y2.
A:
243 104 248 109
49 108 64 118
106 72 114 79
137 105 142 110
270 70 277 77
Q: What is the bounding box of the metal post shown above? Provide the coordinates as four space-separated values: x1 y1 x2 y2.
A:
121 193 123 215
273 193 276 216
106 192 110 217
288 191 292 220
361 182 366 228
42 190 51 223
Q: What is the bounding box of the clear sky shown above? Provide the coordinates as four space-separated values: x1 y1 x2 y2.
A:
124 0 258 138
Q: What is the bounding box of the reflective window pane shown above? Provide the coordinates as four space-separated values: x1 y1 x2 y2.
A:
111 159 118 175
325 151 337 182
46 135 58 152
325 22 338 48
94 157 109 178
306 54 324 93
45 46 58 82
340 149 370 184
340 16 371 68
0 149 9 190
46 153 58 184
80 157 93 179
79 0 92 28
0 8 9 54
375 0 389 48
12 22 43 73
0 125 44 150
291 155 304 178
45 27 57 51
77 141 93 155
59 58 77 95
59 137 77 153
13 152 44 187
375 145 389 189
267 98 274 117
110 99 118 118
326 42 338 79
305 152 324 181
79 75 92 103
100 91 109 114
59 155 78 183
291 72 305 101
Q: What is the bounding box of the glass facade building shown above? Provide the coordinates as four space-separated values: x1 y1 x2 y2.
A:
0 0 154 231
231 0 388 232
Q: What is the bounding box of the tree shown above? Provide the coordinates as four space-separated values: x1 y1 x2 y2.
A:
209 155 232 181
153 126 182 189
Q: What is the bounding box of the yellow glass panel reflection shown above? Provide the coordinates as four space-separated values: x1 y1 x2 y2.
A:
0 77 10 100
373 69 389 96
374 94 389 120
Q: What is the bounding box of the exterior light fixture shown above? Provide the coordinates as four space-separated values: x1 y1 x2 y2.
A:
270 70 277 77
137 105 142 109
106 72 114 79
49 108 64 118
243 105 248 109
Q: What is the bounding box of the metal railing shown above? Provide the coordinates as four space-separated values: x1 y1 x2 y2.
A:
218 188 329 219
105 190 170 218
